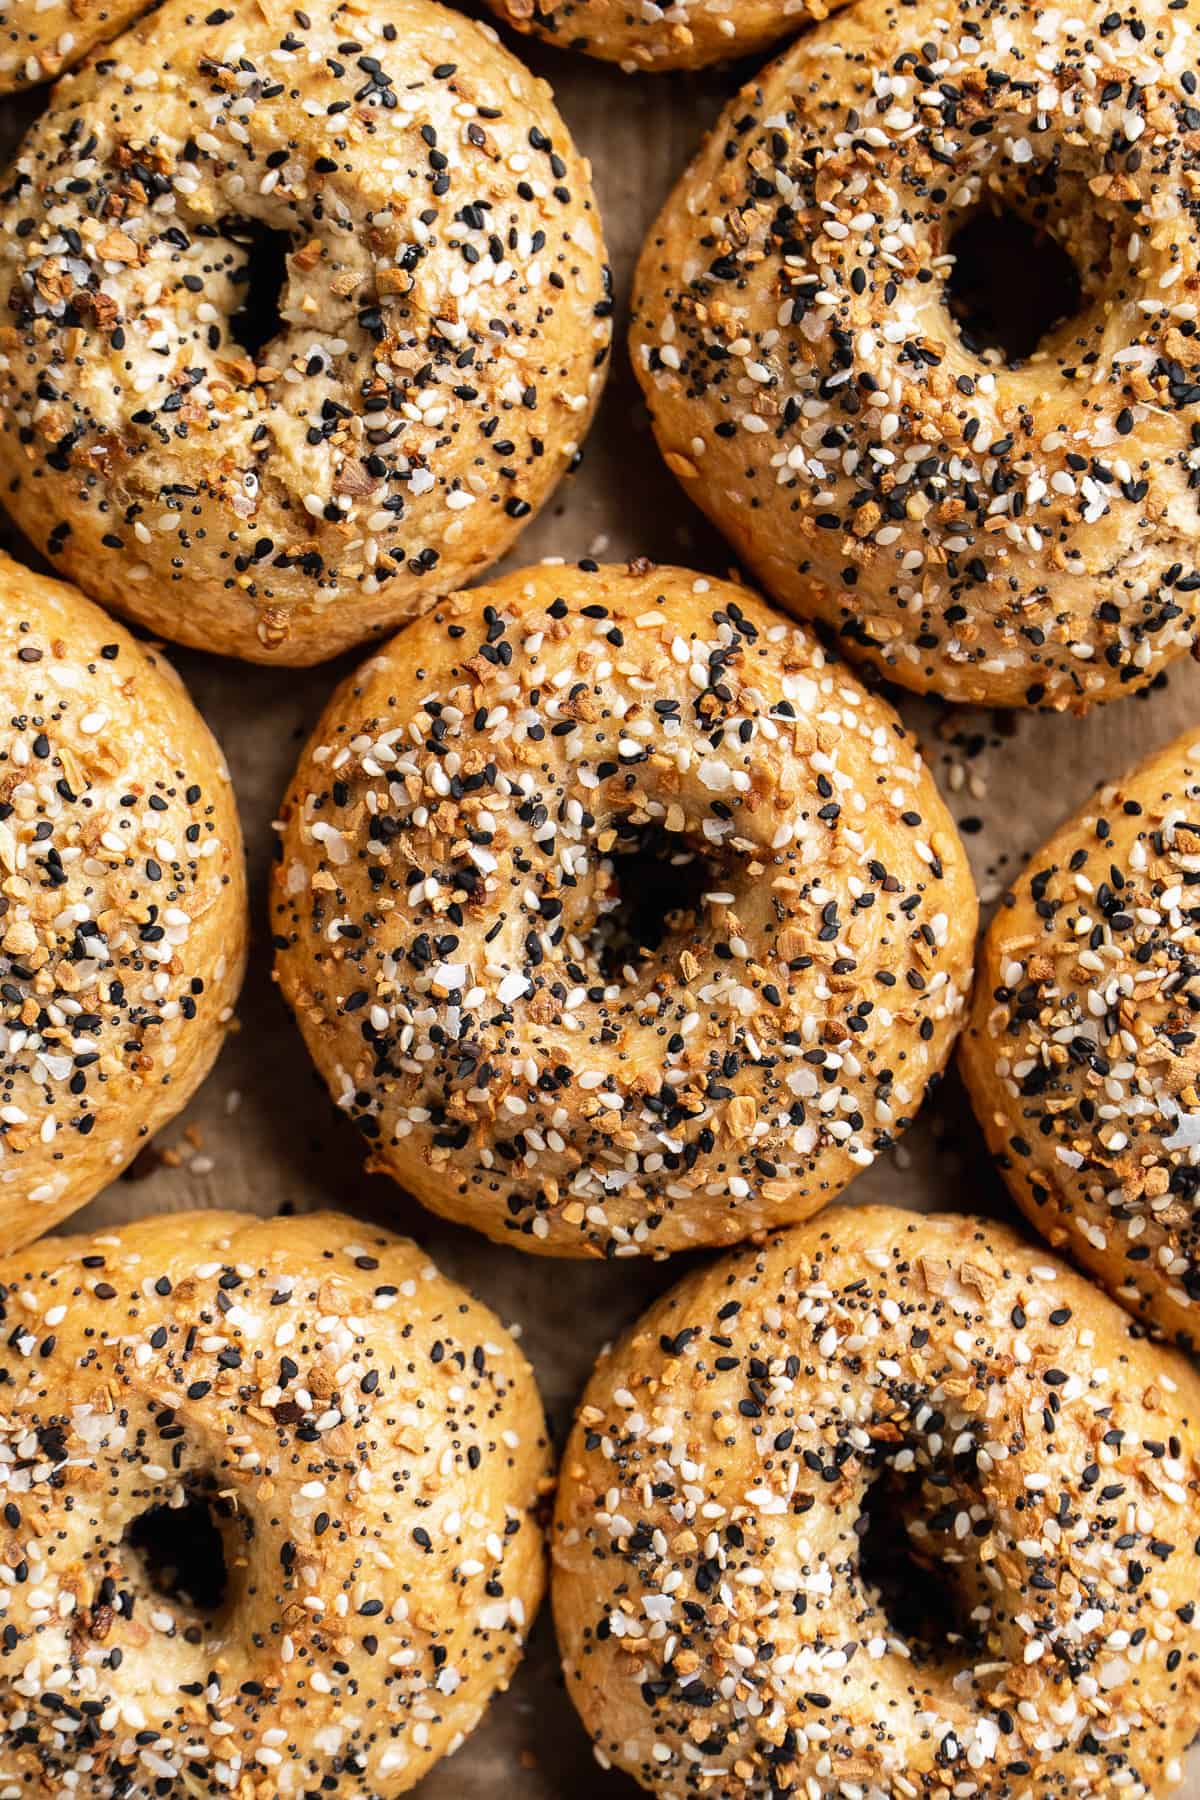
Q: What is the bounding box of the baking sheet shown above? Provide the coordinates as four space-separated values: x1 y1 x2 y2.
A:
4 17 1200 1793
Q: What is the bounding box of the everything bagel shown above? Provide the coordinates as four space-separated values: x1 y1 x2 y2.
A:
0 0 611 663
482 0 851 74
272 561 976 1257
0 1209 550 1797
0 0 149 90
631 0 1200 708
553 1204 1200 1798
0 552 246 1252
961 726 1200 1347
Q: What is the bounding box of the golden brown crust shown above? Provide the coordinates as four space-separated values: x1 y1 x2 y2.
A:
0 552 246 1252
0 0 150 91
0 0 611 664
553 1204 1200 1798
0 1208 550 1797
961 727 1200 1347
482 0 851 73
272 560 976 1258
630 0 1200 708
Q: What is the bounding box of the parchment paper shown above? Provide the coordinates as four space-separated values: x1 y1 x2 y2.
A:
3 21 1200 1793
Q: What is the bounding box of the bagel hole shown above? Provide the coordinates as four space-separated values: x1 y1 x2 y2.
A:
856 1467 981 1661
946 208 1082 364
594 823 723 978
125 1489 230 1624
226 219 291 361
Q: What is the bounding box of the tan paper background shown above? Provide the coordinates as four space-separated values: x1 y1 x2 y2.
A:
4 17 1200 1792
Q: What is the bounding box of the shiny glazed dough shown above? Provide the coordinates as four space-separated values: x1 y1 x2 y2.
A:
0 1208 550 1796
0 0 612 663
553 1204 1200 1798
273 560 976 1257
631 0 1200 707
0 552 246 1251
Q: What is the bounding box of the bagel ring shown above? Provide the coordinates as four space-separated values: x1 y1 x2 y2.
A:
553 1203 1200 1798
0 1208 549 1796
962 726 1200 1348
0 0 612 665
631 0 1200 708
483 0 850 75
0 551 246 1253
272 561 976 1258
0 0 149 91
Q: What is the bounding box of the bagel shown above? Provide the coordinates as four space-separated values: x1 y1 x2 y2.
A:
630 0 1200 709
961 726 1200 1348
0 0 611 665
272 561 976 1258
553 1203 1200 1798
482 0 850 75
0 0 148 91
0 551 246 1253
0 1208 549 1796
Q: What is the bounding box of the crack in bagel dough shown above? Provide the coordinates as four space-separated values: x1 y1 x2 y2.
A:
0 0 150 92
961 727 1200 1349
0 0 612 667
481 0 852 76
630 0 1200 710
552 1204 1200 1799
0 552 246 1254
0 1208 551 1797
271 562 977 1259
